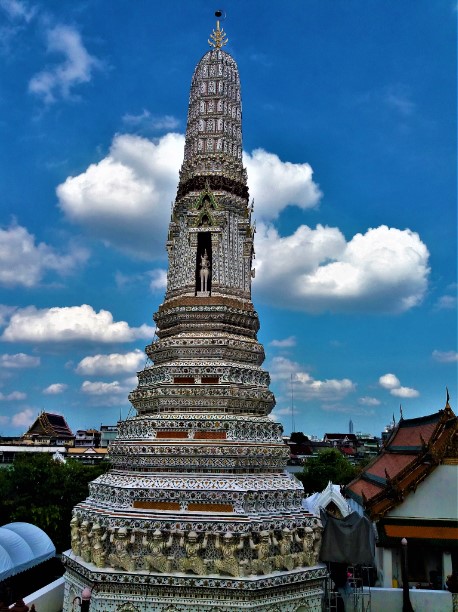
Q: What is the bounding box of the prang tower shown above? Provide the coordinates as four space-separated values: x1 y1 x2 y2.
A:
63 16 325 611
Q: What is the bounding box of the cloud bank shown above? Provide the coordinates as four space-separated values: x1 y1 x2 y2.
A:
1 305 154 343
57 133 184 259
254 223 429 314
57 131 429 314
56 134 322 260
243 149 321 219
76 349 144 376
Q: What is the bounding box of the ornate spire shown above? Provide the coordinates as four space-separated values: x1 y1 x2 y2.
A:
208 10 228 49
177 10 247 201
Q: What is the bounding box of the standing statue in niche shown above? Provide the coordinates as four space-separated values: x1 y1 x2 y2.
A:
199 249 211 293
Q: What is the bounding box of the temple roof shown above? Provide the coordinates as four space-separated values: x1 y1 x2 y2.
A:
23 411 74 439
345 400 457 520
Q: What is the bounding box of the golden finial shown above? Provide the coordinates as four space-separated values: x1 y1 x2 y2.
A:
208 10 228 49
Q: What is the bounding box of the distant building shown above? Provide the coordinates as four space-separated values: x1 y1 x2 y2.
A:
66 446 108 465
355 433 381 460
0 443 67 464
0 415 112 465
323 433 358 448
100 424 118 448
22 412 74 447
75 428 101 448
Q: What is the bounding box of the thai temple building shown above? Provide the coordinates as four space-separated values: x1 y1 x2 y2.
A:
62 14 326 611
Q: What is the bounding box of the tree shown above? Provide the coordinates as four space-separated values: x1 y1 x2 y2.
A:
296 448 358 495
289 432 309 444
0 454 108 552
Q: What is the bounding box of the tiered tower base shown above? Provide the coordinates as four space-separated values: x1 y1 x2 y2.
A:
63 558 325 611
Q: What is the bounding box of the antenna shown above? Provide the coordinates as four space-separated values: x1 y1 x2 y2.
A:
290 373 296 433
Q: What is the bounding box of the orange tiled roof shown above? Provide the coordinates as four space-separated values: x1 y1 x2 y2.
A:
345 400 457 520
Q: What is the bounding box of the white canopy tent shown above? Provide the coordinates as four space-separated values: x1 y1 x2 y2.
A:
0 522 55 582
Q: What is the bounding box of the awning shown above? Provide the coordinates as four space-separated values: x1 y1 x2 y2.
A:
0 522 56 581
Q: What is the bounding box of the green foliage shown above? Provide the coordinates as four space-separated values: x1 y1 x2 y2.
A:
0 454 108 553
296 448 358 495
289 431 309 444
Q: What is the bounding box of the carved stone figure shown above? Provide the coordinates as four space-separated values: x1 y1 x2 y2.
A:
108 527 135 572
143 529 174 573
89 523 106 568
311 520 323 565
178 531 208 575
214 532 246 577
70 516 80 556
295 527 314 567
79 521 91 563
249 530 273 575
274 528 295 571
199 249 210 292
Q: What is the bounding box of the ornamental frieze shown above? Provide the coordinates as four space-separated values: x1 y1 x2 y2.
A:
68 517 323 580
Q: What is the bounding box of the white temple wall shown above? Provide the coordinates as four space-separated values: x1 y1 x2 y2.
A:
386 465 457 520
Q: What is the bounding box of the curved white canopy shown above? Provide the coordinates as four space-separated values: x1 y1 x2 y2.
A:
0 522 55 581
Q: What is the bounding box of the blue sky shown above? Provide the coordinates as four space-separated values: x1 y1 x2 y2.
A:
0 0 456 438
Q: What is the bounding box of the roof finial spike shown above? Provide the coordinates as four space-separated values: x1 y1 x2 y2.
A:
399 404 403 419
209 10 228 49
446 386 450 407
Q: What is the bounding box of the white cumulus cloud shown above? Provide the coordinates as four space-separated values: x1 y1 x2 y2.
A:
76 349 144 376
57 133 325 260
43 383 68 395
390 386 419 398
379 372 419 398
0 223 88 287
379 373 400 390
29 24 101 103
80 379 133 405
1 304 154 343
0 353 40 368
254 223 429 313
81 380 124 395
243 149 322 220
57 133 184 259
